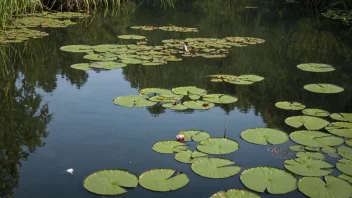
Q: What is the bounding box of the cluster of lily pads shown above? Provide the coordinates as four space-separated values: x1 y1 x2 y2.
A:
131 25 199 32
113 87 238 110
205 74 264 85
322 9 352 25
0 12 88 45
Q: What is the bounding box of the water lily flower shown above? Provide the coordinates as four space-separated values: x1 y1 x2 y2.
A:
176 134 185 142
268 148 277 153
67 168 74 174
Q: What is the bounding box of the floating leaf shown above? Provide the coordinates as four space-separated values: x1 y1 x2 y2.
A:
290 145 305 151
240 128 288 145
121 58 143 65
171 86 196 95
339 174 352 184
183 101 214 110
152 140 188 154
298 176 352 198
305 146 320 151
197 138 239 154
326 122 352 138
84 53 117 61
60 45 92 53
89 61 127 69
346 139 352 146
275 101 306 110
336 158 352 176
83 169 138 195
302 109 330 117
139 169 189 192
162 103 188 110
113 95 156 108
338 146 352 160
328 153 340 158
285 116 330 130
188 87 207 96
304 84 344 94
188 94 201 100
118 35 146 40
239 75 264 82
203 94 238 104
297 63 335 72
177 130 210 142
191 158 241 179
289 130 344 147
284 158 334 176
210 189 260 198
140 88 173 95
321 146 337 154
240 167 297 194
296 152 325 160
71 63 91 70
330 113 352 122
174 150 208 164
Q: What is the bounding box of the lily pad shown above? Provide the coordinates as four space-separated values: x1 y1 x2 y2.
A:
275 101 306 110
174 150 208 164
183 101 214 110
203 94 238 104
339 174 352 184
210 189 260 198
84 54 117 61
290 145 305 152
346 139 352 146
89 61 127 69
240 167 297 194
171 86 196 95
188 94 201 100
285 116 330 130
302 108 330 117
240 128 288 145
152 140 188 154
191 158 241 179
113 95 156 108
330 113 352 122
118 35 146 40
177 130 210 142
325 122 352 138
321 146 337 154
83 169 138 195
296 152 325 160
336 158 352 176
140 88 173 95
71 63 91 71
162 103 188 110
304 84 344 94
298 176 352 198
197 138 239 154
305 146 320 151
121 58 143 65
297 63 335 72
60 45 92 53
284 158 334 176
338 146 352 160
139 169 189 192
289 130 344 147
188 87 207 96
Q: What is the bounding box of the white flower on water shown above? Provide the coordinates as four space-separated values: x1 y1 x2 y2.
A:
67 168 74 174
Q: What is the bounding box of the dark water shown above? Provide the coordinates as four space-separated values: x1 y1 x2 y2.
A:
1 0 352 198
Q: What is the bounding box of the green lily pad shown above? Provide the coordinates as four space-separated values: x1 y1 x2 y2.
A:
121 58 143 65
203 94 238 104
177 130 210 142
284 158 334 176
162 103 188 110
84 54 117 61
297 63 335 72
302 108 330 117
289 130 344 147
118 35 146 40
240 128 288 145
296 152 325 160
152 140 188 154
89 61 127 69
336 158 352 176
188 94 201 100
339 174 352 184
171 86 196 95
290 145 305 151
113 95 156 108
140 88 173 95
197 138 239 154
285 116 330 130
149 95 181 103
338 146 352 160
330 113 352 122
305 146 320 151
139 169 189 192
60 45 93 53
174 150 208 164
188 87 207 96
240 167 297 194
304 84 344 94
346 139 352 146
71 63 91 71
328 153 340 158
326 122 352 138
191 158 241 179
239 75 264 82
275 101 306 110
183 101 214 110
83 169 138 195
298 176 352 198
210 189 260 198
321 146 337 154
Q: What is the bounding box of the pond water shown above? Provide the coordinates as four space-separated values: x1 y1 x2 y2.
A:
1 0 352 198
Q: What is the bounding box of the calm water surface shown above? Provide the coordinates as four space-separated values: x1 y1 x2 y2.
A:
1 1 352 198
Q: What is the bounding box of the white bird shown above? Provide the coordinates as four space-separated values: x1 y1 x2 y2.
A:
67 168 74 174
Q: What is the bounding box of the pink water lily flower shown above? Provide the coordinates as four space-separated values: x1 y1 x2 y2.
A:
176 134 185 142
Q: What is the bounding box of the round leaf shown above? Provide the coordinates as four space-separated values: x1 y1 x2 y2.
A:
171 86 196 95
89 61 127 69
188 87 207 96
321 146 337 154
60 45 92 53
203 94 238 104
297 63 335 72
338 146 352 160
191 158 241 179
326 122 352 138
239 75 264 82
118 35 146 40
289 130 344 147
83 169 138 195
275 101 306 110
177 130 210 142
175 150 207 164
139 169 189 192
210 189 260 198
71 63 91 71
113 95 156 108
296 152 325 160
197 138 239 154
339 174 352 184
162 104 188 110
330 113 352 122
285 116 330 130
284 158 334 176
139 88 173 95
304 84 344 94
240 128 288 145
302 108 330 117
183 101 214 110
290 145 305 152
152 140 188 154
346 139 352 146
240 167 297 194
337 158 352 176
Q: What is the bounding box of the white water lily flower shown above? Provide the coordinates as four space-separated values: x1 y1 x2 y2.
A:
67 168 74 174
